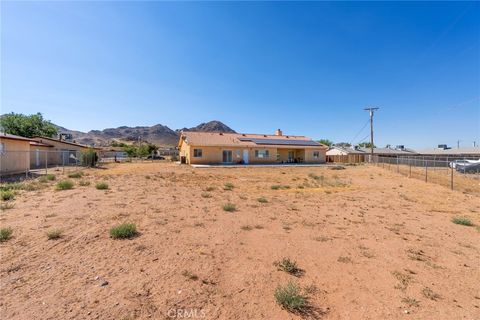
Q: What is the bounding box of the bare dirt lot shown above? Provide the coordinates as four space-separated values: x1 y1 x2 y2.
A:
1 163 479 320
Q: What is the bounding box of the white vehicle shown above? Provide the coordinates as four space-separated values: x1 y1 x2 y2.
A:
449 159 479 169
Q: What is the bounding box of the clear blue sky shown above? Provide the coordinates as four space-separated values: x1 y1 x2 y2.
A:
1 1 479 149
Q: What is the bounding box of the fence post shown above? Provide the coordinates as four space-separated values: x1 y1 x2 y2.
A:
397 156 399 173
26 151 29 178
450 165 453 190
409 160 412 177
45 151 48 175
425 161 427 183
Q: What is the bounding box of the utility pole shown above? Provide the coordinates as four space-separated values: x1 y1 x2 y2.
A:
364 107 379 162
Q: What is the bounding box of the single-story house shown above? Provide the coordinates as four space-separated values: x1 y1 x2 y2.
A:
31 136 94 166
0 132 34 176
326 146 365 156
178 129 327 165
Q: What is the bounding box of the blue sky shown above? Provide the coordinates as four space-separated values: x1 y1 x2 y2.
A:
1 1 479 148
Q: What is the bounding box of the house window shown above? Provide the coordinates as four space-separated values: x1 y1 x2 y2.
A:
313 151 320 159
193 149 203 157
255 150 269 158
0 142 5 155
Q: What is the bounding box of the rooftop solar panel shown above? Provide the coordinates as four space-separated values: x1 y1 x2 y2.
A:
238 138 321 146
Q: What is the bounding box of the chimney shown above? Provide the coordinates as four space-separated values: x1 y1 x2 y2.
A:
275 129 282 136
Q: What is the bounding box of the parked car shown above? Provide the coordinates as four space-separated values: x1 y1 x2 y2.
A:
456 162 480 173
449 159 477 169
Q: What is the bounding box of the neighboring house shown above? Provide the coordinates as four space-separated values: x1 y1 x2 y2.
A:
32 136 93 166
326 146 365 156
178 129 327 165
358 146 417 157
415 146 480 160
98 147 128 160
0 132 33 176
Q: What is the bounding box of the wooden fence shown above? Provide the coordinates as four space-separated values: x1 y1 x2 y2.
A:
326 154 366 163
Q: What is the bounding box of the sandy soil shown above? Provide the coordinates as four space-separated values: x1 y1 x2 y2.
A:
1 162 479 320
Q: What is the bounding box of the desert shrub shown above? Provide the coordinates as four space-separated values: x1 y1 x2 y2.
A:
0 227 13 242
0 182 24 192
110 223 138 239
422 287 441 301
274 282 307 312
223 203 236 212
23 182 44 191
56 180 74 190
46 229 63 240
276 258 301 276
0 202 15 210
39 174 56 183
95 182 109 190
79 180 90 186
271 185 290 190
223 183 234 191
201 192 212 198
68 171 83 178
81 148 98 167
1 190 15 201
257 197 268 203
451 217 474 226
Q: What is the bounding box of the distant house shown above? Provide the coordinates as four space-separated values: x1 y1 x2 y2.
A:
0 132 34 176
326 146 365 156
358 146 417 157
178 129 327 165
415 146 480 160
31 136 94 167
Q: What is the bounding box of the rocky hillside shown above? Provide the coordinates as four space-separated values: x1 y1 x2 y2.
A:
56 120 235 147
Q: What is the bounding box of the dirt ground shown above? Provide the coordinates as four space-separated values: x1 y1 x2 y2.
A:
1 162 479 320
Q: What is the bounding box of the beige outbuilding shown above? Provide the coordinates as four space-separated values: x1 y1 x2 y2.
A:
178 130 327 165
0 132 33 176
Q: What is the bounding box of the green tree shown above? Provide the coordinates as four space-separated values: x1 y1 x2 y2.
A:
358 142 375 148
123 145 137 157
334 142 351 148
137 142 157 158
318 139 333 147
0 112 57 138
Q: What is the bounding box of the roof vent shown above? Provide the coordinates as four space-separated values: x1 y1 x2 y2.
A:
275 129 283 136
395 145 405 151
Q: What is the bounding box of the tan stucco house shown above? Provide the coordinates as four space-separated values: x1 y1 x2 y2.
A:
0 132 33 175
178 129 327 165
31 136 93 167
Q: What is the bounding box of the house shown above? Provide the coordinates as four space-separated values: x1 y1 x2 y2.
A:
31 136 94 166
0 132 33 176
178 129 327 165
326 146 365 156
29 140 54 169
415 145 480 161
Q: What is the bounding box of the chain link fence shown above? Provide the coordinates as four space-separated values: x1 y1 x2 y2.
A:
0 150 98 180
371 155 480 195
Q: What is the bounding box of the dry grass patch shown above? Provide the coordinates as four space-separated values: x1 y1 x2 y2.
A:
79 180 90 186
223 203 236 212
422 287 441 301
67 172 84 179
451 217 474 226
110 223 138 239
257 197 268 203
201 192 212 198
274 282 307 313
46 229 63 240
1 190 15 201
95 182 109 190
223 183 234 191
56 180 74 190
275 257 303 276
181 270 199 281
0 227 13 242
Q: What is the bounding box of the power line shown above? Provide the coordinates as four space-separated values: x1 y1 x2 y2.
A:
348 119 370 146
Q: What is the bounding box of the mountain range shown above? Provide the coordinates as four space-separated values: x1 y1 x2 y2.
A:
55 120 235 147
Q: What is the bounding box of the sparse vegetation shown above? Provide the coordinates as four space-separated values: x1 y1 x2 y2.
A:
0 227 13 242
0 202 15 210
1 190 15 201
95 182 109 190
392 271 412 291
274 282 307 312
67 171 84 178
451 217 474 226
330 165 345 170
79 180 90 186
46 229 63 240
223 203 236 212
257 197 268 203
223 182 234 191
39 174 56 183
275 257 302 276
422 287 441 301
205 186 215 191
181 270 199 281
271 185 290 190
337 256 352 263
402 297 419 307
241 225 253 231
201 192 212 198
110 223 138 239
56 180 74 190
